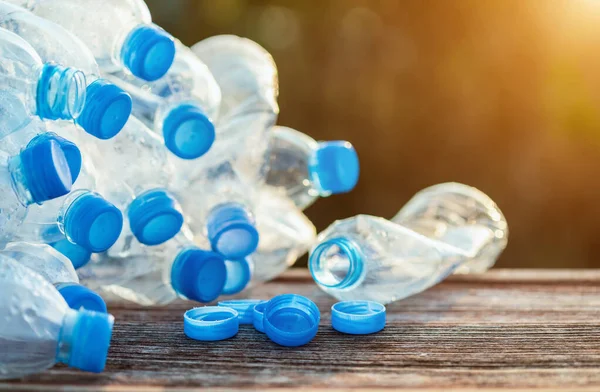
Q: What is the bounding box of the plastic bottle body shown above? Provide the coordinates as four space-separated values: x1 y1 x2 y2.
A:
0 152 32 246
309 215 470 304
392 183 509 274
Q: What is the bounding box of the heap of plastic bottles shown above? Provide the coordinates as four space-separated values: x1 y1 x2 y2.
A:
0 0 509 379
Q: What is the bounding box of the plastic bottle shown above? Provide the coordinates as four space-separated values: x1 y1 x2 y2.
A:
7 0 175 81
0 138 72 247
391 182 509 274
0 28 86 136
0 2 132 139
309 214 476 304
0 255 114 379
191 35 278 178
1 242 106 312
106 42 221 159
264 126 360 210
79 231 226 306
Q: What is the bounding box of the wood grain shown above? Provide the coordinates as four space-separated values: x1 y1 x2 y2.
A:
3 269 600 391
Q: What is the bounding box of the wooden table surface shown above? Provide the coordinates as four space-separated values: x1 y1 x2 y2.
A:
3 269 600 391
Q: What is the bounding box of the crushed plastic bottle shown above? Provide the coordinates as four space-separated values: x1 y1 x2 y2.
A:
0 254 114 379
106 42 221 159
0 28 86 136
392 182 508 274
1 242 106 312
79 230 226 306
0 137 72 247
264 126 360 210
8 0 176 81
0 1 132 139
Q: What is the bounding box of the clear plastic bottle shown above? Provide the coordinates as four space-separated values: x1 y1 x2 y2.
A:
106 42 221 159
191 35 278 178
79 231 226 306
8 0 175 81
0 1 133 139
250 189 316 283
264 126 360 210
0 138 72 246
0 255 114 379
1 242 107 312
309 214 475 304
391 182 509 274
0 28 86 136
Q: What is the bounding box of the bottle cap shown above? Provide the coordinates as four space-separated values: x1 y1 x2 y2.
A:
68 309 114 372
127 189 183 245
206 202 259 259
184 306 239 341
63 192 123 252
331 301 386 335
171 248 226 302
57 283 107 313
309 141 359 195
121 24 175 81
222 258 253 295
51 239 92 269
163 103 215 159
27 133 82 182
77 79 132 140
264 294 320 347
19 139 72 203
217 299 262 324
253 301 268 333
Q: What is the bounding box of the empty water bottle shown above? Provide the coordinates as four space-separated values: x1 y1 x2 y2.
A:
0 28 86 136
1 242 106 312
0 138 72 246
265 126 360 210
106 42 220 159
79 231 226 306
392 182 508 274
0 255 114 378
0 1 132 139
8 0 175 81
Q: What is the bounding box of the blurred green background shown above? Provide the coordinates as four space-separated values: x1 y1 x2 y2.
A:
147 0 600 269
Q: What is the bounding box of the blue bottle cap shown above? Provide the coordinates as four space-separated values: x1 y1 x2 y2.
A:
67 309 114 372
184 306 239 341
127 189 184 245
222 258 253 295
19 139 72 203
77 79 132 140
264 294 320 347
206 202 259 260
171 248 227 302
121 24 175 81
331 301 386 335
27 133 82 182
57 283 107 313
51 239 92 269
217 299 262 324
253 301 268 333
63 192 123 252
163 103 215 159
309 141 359 195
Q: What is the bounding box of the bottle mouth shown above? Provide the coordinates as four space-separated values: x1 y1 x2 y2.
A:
206 202 259 259
37 63 86 121
127 189 184 245
309 141 360 195
162 103 215 159
121 24 176 81
309 237 364 289
77 79 132 140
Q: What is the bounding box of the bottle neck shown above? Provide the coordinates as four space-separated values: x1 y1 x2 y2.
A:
55 308 79 365
36 63 86 121
7 154 35 206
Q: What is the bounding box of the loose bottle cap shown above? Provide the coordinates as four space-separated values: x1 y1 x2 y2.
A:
253 301 268 333
264 294 320 347
184 306 239 341
331 301 386 335
218 299 262 324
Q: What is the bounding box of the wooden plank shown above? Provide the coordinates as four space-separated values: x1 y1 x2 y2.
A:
3 269 600 391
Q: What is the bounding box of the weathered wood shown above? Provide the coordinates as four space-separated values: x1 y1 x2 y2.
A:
3 269 600 391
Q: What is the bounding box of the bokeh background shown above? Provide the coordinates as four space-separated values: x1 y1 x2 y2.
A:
147 0 600 269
